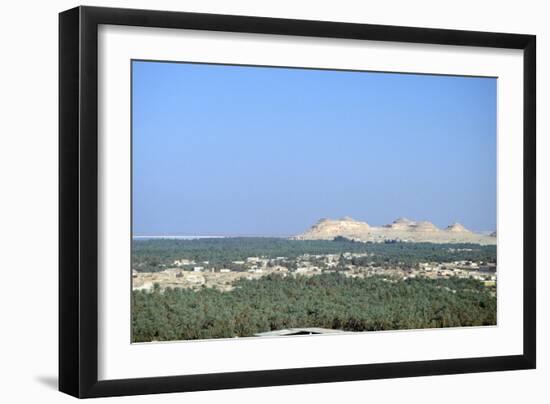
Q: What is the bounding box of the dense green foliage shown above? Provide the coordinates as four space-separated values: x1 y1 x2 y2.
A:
132 273 496 342
132 237 496 272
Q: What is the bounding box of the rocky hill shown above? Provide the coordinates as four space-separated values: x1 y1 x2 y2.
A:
445 223 469 232
292 217 496 245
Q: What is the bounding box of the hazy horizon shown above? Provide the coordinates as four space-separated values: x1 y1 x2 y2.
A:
132 218 497 238
132 61 496 236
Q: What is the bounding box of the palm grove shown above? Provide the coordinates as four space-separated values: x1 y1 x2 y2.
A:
132 238 497 342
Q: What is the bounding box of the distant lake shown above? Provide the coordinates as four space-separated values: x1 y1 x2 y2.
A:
132 235 290 240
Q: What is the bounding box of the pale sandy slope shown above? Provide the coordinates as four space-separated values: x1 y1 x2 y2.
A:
291 217 496 245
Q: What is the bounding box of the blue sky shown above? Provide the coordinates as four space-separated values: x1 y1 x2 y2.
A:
132 61 496 236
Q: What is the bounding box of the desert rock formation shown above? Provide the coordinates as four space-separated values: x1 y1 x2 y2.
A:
445 223 469 232
292 217 496 245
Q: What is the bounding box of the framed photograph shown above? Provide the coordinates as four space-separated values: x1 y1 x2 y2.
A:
59 6 536 398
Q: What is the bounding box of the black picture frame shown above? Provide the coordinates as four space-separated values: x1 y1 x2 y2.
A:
59 5 536 398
